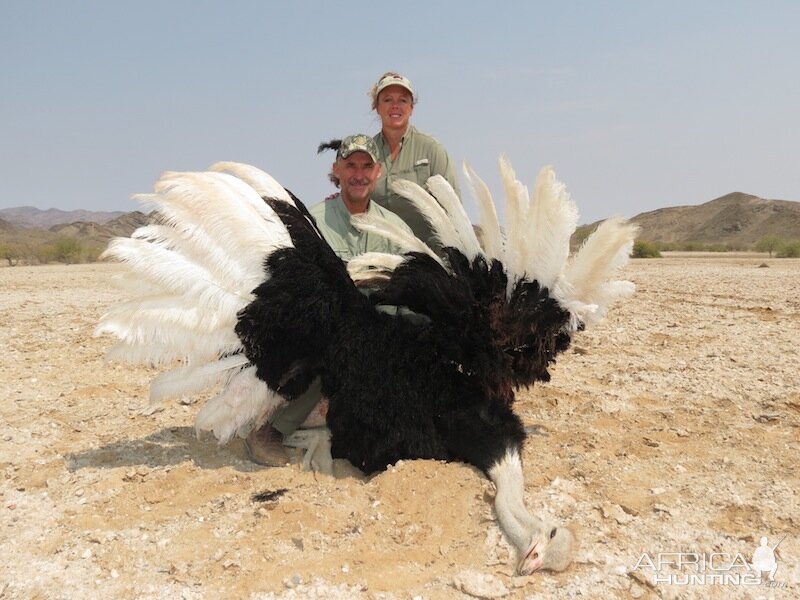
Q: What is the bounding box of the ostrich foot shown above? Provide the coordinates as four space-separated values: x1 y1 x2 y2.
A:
245 422 290 467
283 427 333 474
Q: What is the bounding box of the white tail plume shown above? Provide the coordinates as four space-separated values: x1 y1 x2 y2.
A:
498 155 530 285
425 175 483 262
524 166 579 289
389 179 463 251
560 217 638 327
462 161 504 262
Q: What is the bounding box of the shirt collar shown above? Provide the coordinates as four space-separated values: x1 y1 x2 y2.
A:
377 124 416 152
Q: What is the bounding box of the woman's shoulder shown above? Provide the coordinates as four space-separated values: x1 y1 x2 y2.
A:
406 125 445 147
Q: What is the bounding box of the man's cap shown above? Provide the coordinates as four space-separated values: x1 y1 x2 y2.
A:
374 72 414 98
338 134 379 163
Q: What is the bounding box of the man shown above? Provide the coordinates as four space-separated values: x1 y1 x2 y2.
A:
246 134 414 465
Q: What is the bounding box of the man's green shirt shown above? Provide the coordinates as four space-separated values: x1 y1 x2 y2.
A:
309 193 412 261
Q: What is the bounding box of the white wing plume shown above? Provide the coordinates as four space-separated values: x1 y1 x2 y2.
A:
209 161 295 205
194 365 287 444
96 165 296 432
347 252 405 286
350 213 443 265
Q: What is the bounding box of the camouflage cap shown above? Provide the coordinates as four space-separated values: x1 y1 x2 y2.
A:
374 72 414 97
337 134 379 163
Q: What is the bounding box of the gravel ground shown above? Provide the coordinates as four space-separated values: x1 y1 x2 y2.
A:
1 255 798 599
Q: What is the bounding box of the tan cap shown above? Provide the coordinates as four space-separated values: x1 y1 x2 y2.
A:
374 72 414 97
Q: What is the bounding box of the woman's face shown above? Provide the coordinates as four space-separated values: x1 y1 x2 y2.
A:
376 85 414 132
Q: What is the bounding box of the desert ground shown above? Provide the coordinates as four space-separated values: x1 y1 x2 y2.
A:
1 255 798 599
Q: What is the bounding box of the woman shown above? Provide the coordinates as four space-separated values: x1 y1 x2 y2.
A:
369 72 460 247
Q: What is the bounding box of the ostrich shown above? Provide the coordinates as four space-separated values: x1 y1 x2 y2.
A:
97 157 637 575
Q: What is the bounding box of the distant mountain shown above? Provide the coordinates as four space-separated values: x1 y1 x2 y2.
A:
630 193 800 246
0 206 127 228
49 212 150 242
0 211 149 251
3 193 799 257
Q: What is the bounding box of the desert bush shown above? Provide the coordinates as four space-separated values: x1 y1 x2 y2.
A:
777 241 800 258
679 241 705 252
632 240 662 258
83 244 104 262
51 237 84 264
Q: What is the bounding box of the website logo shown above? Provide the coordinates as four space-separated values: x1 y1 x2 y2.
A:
632 535 788 589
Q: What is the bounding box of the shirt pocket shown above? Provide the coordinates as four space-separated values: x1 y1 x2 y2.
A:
412 158 431 185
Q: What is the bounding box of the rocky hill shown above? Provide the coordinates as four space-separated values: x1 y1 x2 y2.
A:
49 212 150 243
630 192 800 246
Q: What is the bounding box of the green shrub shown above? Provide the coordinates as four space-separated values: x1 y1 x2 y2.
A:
632 240 662 258
777 241 800 258
51 237 84 264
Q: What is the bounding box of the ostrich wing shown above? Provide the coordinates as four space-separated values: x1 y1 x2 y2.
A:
96 166 303 436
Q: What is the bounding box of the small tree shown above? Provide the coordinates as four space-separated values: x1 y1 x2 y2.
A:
52 236 83 264
0 243 21 266
755 235 784 258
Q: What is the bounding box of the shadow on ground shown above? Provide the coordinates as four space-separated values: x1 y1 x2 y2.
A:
64 426 261 473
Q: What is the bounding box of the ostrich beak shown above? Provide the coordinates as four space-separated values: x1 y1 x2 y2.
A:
517 540 544 575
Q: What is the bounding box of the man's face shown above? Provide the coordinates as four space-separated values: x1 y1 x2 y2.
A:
332 151 381 212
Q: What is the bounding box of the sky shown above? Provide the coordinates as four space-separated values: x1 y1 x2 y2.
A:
2 1 799 225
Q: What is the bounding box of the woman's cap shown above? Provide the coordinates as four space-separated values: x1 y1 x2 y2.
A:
374 72 414 97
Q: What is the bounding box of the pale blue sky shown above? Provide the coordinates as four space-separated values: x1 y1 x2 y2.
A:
2 1 798 224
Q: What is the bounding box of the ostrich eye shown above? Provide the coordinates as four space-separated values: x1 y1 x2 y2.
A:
550 528 557 539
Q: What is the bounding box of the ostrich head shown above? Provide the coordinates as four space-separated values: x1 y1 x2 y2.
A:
489 448 574 575
517 521 574 575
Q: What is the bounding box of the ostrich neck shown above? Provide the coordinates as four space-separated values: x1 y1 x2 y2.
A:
488 448 541 552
